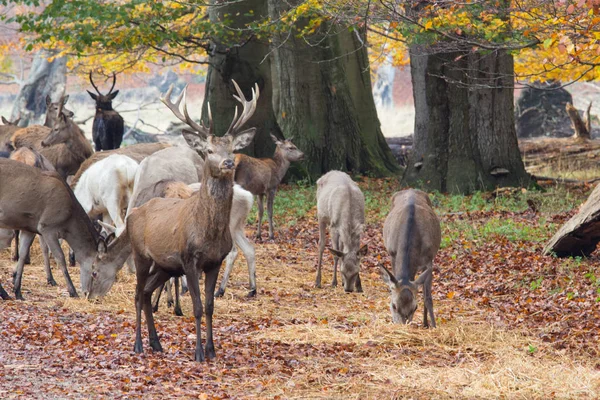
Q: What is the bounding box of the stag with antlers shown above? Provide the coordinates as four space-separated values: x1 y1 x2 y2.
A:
87 72 124 151
89 80 259 362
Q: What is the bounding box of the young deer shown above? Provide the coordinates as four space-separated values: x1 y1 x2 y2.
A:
87 72 124 151
380 189 441 327
315 171 368 292
89 80 259 362
234 134 304 240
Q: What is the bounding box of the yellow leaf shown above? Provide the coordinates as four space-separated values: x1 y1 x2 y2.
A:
424 20 433 30
447 291 455 299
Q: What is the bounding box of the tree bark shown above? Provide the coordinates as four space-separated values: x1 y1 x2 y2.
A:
402 47 531 193
204 0 399 179
11 51 67 126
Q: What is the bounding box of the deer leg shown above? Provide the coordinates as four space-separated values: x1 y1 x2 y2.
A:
331 231 341 288
152 281 166 313
68 248 76 267
12 231 35 301
143 269 169 352
133 254 152 353
267 189 276 240
165 278 174 308
315 218 327 288
181 276 188 295
237 229 256 297
173 277 183 316
256 194 265 241
0 282 10 300
39 236 56 286
216 245 237 298
125 255 136 274
204 266 220 360
185 263 205 362
11 230 19 262
422 265 436 328
44 234 78 298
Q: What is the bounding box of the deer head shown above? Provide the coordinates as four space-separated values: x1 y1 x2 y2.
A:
270 134 304 162
161 80 259 178
87 72 119 111
44 95 74 127
42 95 75 147
379 264 428 324
328 244 368 292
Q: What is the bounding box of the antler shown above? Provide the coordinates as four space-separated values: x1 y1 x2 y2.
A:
225 80 260 136
89 71 102 95
160 84 212 137
107 72 117 95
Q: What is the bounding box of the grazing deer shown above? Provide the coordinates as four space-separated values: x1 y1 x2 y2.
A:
89 80 258 362
11 95 93 179
379 189 441 327
0 158 105 299
315 171 368 293
234 134 304 240
87 72 124 151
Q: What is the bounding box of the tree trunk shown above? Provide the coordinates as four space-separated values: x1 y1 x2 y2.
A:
402 47 531 193
204 0 399 179
11 51 67 126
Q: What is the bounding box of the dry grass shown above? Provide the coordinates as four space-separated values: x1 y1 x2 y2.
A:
2 229 600 399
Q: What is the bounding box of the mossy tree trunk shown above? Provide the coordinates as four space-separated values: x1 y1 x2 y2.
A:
402 47 531 193
204 0 399 179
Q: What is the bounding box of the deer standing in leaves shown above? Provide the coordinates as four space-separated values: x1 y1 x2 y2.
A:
89 80 259 362
88 72 124 151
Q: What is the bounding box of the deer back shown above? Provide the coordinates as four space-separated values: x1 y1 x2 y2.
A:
383 189 441 281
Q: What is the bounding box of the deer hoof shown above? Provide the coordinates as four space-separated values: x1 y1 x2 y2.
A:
47 278 58 287
24 256 31 265
152 305 159 313
150 340 163 352
247 289 257 297
15 292 24 301
215 288 225 298
194 348 206 362
133 341 144 354
68 290 79 298
174 307 183 317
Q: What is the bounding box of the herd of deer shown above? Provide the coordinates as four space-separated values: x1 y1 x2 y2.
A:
0 78 441 362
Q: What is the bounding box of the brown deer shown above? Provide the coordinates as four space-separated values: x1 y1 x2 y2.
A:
0 158 105 300
234 134 304 240
315 171 368 292
89 80 259 362
0 116 21 152
11 95 93 179
87 72 124 151
379 189 441 327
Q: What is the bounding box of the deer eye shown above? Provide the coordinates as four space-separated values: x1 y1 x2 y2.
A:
207 149 214 154
92 271 98 278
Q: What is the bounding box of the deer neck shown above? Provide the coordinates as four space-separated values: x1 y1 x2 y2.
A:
62 193 100 261
63 122 92 158
196 169 234 235
106 233 132 270
272 147 291 184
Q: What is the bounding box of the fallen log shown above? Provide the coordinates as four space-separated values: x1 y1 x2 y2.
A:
543 182 600 257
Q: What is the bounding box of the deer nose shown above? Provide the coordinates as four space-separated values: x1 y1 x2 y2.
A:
221 159 235 170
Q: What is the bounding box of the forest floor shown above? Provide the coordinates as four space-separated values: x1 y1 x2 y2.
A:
2 178 600 399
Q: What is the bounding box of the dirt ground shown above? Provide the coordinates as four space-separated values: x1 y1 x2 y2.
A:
1 181 600 399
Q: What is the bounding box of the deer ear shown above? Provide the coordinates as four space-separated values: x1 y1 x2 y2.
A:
357 244 368 257
270 133 282 145
109 90 119 100
62 95 70 105
62 108 75 118
87 90 98 101
45 95 52 106
379 265 398 288
327 247 345 258
182 129 209 154
97 220 116 234
1 116 7 125
232 128 256 151
97 240 107 256
13 117 20 125
105 232 116 246
413 269 431 286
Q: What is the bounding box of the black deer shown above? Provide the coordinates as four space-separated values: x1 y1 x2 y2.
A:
87 72 124 151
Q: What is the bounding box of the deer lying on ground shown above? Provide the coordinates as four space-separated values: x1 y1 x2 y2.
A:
0 158 105 299
380 189 441 327
73 154 138 237
88 72 124 151
12 95 93 179
89 80 258 362
0 116 21 152
315 170 368 293
234 134 304 240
